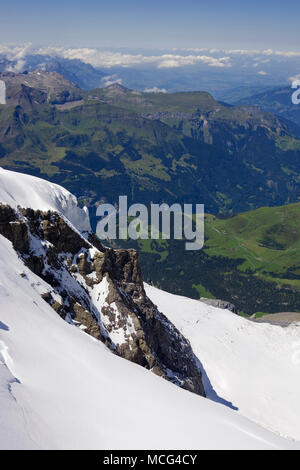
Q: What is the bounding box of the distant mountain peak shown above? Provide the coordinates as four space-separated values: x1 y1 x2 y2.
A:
0 69 82 107
104 82 131 95
106 82 127 90
0 69 77 88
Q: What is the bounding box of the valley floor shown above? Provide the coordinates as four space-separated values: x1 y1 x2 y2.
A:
253 312 300 327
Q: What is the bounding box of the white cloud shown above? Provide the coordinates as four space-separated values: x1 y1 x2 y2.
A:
253 58 271 67
176 47 300 58
5 59 26 72
1 44 300 75
0 43 33 60
144 86 167 93
0 43 33 72
262 49 300 57
31 47 231 69
101 74 123 86
225 49 261 55
257 70 268 75
34 47 149 68
156 54 231 68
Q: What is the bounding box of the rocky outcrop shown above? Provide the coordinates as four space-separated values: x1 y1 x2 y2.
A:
0 203 205 397
200 297 237 313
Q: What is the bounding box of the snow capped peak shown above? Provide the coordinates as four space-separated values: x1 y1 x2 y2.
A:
0 167 91 232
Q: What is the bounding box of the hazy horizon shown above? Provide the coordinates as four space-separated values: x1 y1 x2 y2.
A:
1 0 299 51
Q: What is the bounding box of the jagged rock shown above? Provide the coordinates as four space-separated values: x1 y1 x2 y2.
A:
72 302 104 340
77 252 92 276
41 219 60 244
0 205 29 253
0 202 205 397
52 300 66 318
200 297 237 313
49 90 83 105
0 204 16 223
88 232 106 253
41 292 66 318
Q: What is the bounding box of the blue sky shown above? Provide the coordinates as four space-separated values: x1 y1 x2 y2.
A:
1 0 299 51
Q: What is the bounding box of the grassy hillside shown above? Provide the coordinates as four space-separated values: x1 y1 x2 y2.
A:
115 202 300 314
205 203 300 280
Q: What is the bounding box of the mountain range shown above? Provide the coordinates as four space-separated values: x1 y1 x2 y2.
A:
2 71 300 312
1 70 300 220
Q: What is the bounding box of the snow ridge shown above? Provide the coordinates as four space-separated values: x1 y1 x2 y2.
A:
0 168 91 232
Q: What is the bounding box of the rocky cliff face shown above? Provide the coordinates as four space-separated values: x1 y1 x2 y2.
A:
0 203 205 396
0 71 82 109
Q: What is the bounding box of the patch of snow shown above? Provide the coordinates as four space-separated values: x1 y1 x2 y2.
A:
90 275 110 305
89 247 99 259
85 271 98 281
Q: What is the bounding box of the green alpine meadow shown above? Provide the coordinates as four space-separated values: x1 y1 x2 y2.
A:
120 202 300 315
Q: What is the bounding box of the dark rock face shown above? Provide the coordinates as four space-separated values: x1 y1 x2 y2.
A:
200 297 237 313
0 205 29 253
0 203 205 397
49 90 83 105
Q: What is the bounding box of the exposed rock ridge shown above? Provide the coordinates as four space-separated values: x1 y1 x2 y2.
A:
200 298 237 313
0 203 205 396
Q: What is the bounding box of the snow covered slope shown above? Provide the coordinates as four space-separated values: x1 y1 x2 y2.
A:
145 285 300 442
0 167 298 449
0 167 90 232
0 235 299 450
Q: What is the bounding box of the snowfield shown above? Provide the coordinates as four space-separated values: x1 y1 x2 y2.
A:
0 235 299 450
145 285 300 443
0 167 91 232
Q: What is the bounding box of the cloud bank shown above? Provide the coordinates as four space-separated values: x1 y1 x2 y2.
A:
31 47 231 68
0 44 299 85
